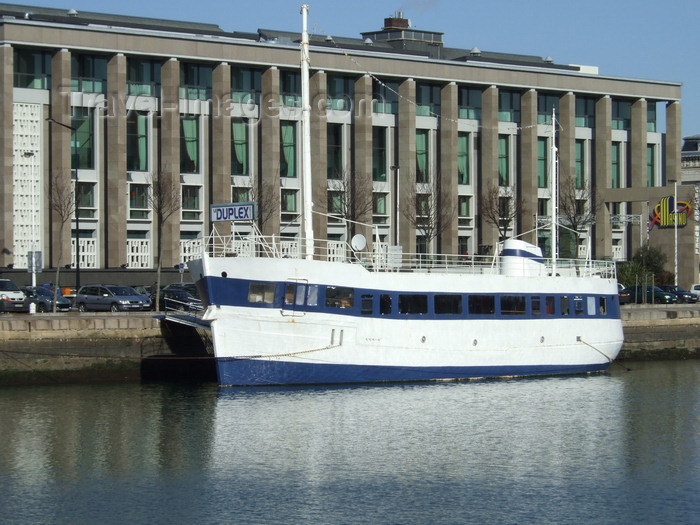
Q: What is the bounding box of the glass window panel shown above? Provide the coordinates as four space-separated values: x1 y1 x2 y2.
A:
457 132 469 184
180 117 199 173
232 118 248 175
71 107 94 170
280 122 296 178
127 113 149 171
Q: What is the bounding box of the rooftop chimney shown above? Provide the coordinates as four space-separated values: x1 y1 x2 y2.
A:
383 11 409 30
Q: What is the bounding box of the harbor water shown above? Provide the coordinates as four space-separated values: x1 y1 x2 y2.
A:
0 359 697 524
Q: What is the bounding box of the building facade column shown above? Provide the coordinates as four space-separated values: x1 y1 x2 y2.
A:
593 95 612 259
211 62 231 234
439 81 458 254
520 89 538 245
49 48 73 271
397 78 416 253
260 66 280 236
558 92 577 256
105 53 127 267
158 57 181 268
310 70 328 242
479 85 499 254
629 97 648 256
353 74 372 243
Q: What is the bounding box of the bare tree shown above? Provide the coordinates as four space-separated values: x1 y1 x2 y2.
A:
244 175 280 232
400 180 457 253
479 182 526 243
557 174 601 241
48 172 75 313
148 171 181 312
325 170 374 240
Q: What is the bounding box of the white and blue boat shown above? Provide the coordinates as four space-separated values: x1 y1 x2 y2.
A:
186 6 624 386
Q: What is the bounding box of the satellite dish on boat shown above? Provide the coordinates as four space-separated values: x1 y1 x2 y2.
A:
351 234 367 251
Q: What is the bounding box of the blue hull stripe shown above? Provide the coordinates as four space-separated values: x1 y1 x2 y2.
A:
216 358 609 386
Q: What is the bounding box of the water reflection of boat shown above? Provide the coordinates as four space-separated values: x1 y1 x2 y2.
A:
186 6 623 387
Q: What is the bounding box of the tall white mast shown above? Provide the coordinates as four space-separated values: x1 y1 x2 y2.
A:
300 4 314 260
551 107 558 276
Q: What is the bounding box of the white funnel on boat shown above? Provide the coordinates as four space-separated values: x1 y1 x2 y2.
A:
500 239 546 277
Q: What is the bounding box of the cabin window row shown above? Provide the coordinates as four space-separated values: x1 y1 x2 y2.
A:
246 281 610 317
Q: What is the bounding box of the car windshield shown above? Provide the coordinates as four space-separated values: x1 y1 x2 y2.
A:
35 287 53 296
0 281 20 291
106 286 138 296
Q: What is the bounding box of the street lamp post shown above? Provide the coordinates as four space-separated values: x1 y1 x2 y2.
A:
391 165 400 246
46 117 79 290
669 179 679 286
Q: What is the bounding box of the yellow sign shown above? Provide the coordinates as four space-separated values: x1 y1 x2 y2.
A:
649 195 692 230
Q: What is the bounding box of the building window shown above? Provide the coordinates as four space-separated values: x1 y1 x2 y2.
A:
538 198 548 217
281 189 297 216
127 113 149 172
372 127 387 182
71 107 94 170
458 87 481 120
232 119 248 176
327 75 354 111
612 100 631 130
537 137 548 188
498 90 520 123
13 48 51 89
281 71 301 107
71 53 107 93
416 129 429 183
457 132 469 184
180 62 212 100
181 186 201 221
373 79 398 114
127 58 161 97
537 94 559 124
327 191 343 222
416 83 441 116
611 142 621 189
575 97 596 128
76 181 96 219
498 135 509 186
575 139 585 189
327 124 343 180
180 117 199 174
646 144 655 187
458 195 470 219
231 67 261 105
231 186 249 203
280 122 296 178
129 183 149 220
647 103 657 132
373 193 388 224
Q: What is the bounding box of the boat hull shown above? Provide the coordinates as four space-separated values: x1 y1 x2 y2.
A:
190 253 624 387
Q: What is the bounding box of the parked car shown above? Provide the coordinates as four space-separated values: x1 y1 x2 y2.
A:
0 279 29 313
74 285 152 312
131 285 152 297
618 285 632 305
621 285 678 305
690 284 700 299
152 288 203 312
657 285 698 303
22 286 72 312
162 282 199 299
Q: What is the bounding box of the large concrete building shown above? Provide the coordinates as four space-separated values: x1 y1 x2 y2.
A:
1 3 697 288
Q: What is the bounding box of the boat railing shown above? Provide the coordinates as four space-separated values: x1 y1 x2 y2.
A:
198 231 617 279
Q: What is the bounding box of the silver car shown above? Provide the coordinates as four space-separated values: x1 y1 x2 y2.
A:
74 285 151 312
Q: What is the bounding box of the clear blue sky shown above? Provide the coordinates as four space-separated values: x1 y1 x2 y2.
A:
18 0 698 136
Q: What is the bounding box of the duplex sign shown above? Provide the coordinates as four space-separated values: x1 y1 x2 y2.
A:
211 202 258 222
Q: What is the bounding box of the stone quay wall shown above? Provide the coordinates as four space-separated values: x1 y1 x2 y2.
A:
0 305 698 385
